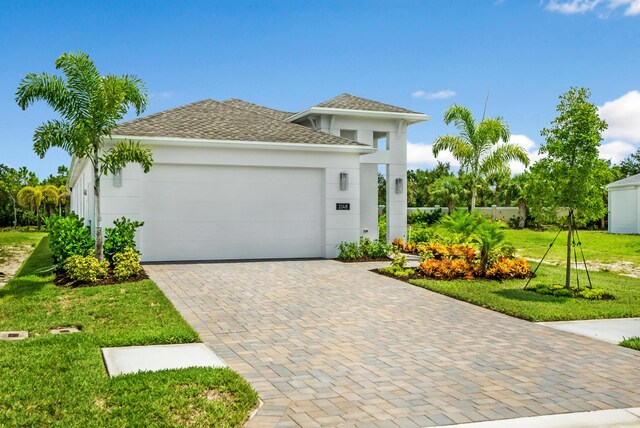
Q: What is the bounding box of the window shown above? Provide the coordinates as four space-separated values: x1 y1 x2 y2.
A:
373 132 389 150
340 129 357 141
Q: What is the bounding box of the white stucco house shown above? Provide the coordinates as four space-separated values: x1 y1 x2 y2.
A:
607 173 640 234
68 94 428 261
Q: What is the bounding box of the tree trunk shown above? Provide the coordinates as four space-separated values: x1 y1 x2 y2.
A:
600 216 605 230
94 159 104 261
470 188 477 213
518 199 526 229
12 199 17 228
565 210 573 289
448 200 454 214
36 205 40 231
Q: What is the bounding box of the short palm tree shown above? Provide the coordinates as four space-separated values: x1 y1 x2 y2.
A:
16 51 153 259
429 175 466 214
17 185 59 230
501 173 530 229
432 105 530 211
473 221 506 274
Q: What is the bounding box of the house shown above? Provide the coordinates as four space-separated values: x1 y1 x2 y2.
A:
607 173 640 234
68 94 429 261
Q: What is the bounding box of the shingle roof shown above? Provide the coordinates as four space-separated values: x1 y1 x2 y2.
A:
608 173 640 188
112 99 364 146
314 93 420 114
221 98 293 121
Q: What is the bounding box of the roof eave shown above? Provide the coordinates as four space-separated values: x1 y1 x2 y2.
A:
108 135 376 154
286 107 430 124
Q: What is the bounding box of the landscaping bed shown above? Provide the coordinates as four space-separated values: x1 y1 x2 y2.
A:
0 234 258 427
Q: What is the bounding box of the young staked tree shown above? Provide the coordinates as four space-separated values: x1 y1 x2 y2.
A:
16 51 153 260
530 87 608 289
432 105 530 211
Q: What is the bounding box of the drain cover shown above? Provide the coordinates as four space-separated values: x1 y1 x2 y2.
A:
0 331 28 340
50 327 81 335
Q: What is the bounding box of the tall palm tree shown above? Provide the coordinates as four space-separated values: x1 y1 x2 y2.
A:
17 185 59 230
432 105 530 211
16 51 153 260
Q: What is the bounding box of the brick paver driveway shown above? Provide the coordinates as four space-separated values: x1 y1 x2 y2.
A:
146 261 640 427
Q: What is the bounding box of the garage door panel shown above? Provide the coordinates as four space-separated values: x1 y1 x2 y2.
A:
140 165 323 261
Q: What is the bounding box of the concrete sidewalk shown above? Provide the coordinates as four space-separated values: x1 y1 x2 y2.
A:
538 318 640 344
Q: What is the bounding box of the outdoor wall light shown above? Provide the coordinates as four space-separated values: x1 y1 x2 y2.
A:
395 178 403 194
113 169 123 187
340 172 349 191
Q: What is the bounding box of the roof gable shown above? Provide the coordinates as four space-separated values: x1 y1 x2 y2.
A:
608 173 640 188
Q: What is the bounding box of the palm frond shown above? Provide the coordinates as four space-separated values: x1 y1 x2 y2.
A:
432 135 472 167
443 105 476 143
99 140 153 175
15 73 76 118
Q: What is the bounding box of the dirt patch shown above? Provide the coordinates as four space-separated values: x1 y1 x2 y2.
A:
201 389 235 403
53 269 149 288
526 258 640 278
0 245 32 287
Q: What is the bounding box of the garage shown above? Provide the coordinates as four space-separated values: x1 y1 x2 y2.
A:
607 173 640 234
139 164 324 261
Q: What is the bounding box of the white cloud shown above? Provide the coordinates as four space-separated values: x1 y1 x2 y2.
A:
150 91 174 99
546 0 601 14
407 141 460 169
545 0 640 15
598 90 640 143
599 140 637 163
507 134 542 175
412 89 456 100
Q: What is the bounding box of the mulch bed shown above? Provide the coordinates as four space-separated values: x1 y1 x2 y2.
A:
54 269 149 288
373 268 535 283
337 257 391 263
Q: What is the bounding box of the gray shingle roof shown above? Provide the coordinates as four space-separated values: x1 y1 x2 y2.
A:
608 173 640 188
113 99 364 146
221 98 293 120
314 93 420 114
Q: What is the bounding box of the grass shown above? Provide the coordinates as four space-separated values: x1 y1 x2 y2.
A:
0 235 258 427
503 228 640 266
0 230 46 264
409 264 640 322
620 337 640 351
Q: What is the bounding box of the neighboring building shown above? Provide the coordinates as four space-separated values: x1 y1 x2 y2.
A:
68 94 428 261
607 173 640 234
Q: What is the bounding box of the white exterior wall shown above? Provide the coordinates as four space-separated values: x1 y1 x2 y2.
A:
69 158 95 232
69 140 363 260
608 186 639 234
313 114 408 242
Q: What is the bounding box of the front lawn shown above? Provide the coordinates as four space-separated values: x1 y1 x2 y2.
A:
621 337 640 351
0 230 45 264
409 264 640 322
0 235 258 427
503 228 640 266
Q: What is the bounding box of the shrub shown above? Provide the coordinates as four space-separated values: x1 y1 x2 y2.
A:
408 209 443 225
391 254 407 269
576 288 614 300
419 258 476 280
438 210 486 243
45 213 94 264
113 248 143 282
409 223 433 243
485 257 531 279
359 238 392 259
64 252 109 283
553 288 574 298
337 241 363 261
104 217 144 262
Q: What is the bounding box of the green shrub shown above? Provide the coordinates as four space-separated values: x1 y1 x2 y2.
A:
409 223 433 243
337 241 363 261
408 209 443 225
64 252 109 283
576 288 614 300
553 288 574 298
104 217 144 262
391 254 407 269
113 248 143 282
45 213 94 264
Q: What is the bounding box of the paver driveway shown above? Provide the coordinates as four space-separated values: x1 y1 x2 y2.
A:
146 261 640 427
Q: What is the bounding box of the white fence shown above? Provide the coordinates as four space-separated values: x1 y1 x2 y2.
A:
379 205 520 222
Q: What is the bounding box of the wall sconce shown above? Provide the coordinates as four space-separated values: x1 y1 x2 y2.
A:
339 172 349 191
113 169 123 187
395 178 403 194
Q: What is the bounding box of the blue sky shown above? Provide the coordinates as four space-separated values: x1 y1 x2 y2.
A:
1 0 639 178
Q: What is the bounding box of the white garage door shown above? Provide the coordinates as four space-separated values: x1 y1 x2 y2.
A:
139 164 323 261
610 188 637 234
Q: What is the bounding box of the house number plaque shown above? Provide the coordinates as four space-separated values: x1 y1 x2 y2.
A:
336 203 350 210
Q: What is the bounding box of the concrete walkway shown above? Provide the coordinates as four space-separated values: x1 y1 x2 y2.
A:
538 318 640 344
146 260 640 427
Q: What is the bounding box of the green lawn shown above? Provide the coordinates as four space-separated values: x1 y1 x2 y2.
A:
0 235 258 427
0 230 46 264
503 228 640 266
409 264 640 322
621 337 640 351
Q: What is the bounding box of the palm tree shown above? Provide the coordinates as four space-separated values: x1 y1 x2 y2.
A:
429 175 466 214
432 105 530 211
16 51 153 260
17 185 59 230
473 221 506 274
501 173 530 229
